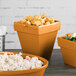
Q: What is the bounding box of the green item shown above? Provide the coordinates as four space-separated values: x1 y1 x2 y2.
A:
66 34 69 40
66 34 76 42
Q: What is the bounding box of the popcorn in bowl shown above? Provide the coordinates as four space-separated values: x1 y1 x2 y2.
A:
19 14 55 26
0 52 43 71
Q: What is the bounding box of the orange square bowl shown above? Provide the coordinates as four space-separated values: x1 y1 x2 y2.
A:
0 51 48 76
57 34 76 67
14 20 61 60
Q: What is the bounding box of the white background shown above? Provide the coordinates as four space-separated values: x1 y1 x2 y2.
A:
0 0 76 49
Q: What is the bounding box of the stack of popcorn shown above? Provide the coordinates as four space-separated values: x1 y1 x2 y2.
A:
0 52 43 71
19 14 55 26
